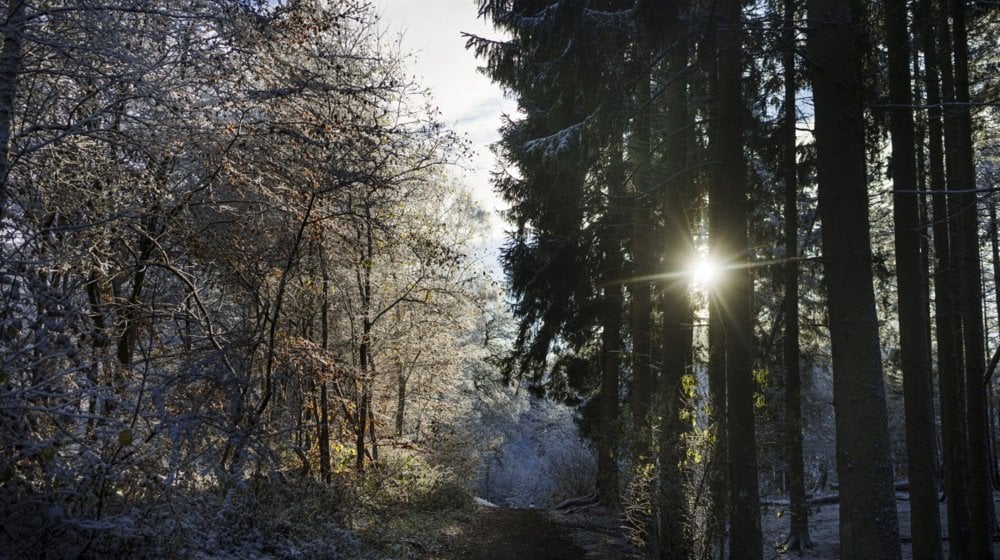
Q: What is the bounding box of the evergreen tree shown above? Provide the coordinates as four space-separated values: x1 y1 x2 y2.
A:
713 0 762 558
645 0 698 555
944 0 996 553
780 0 811 549
885 0 944 557
469 0 635 506
806 0 902 556
917 0 974 553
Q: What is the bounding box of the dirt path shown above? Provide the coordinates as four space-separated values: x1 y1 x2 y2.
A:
441 507 590 560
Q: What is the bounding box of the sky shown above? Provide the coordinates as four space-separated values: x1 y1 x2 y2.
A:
375 0 517 239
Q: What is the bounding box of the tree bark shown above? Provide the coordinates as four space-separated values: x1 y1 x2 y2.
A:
319 383 331 483
657 1 695 555
918 0 973 552
0 0 25 222
628 61 655 449
597 281 622 506
989 200 1000 488
356 374 369 473
396 372 407 437
368 404 378 463
781 0 810 549
704 13 728 556
355 197 375 474
597 140 625 507
707 294 728 559
319 251 332 483
886 0 945 556
945 0 996 553
716 1 762 557
806 0 902 557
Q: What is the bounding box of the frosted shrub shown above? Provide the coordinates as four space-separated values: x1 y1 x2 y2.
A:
474 392 597 508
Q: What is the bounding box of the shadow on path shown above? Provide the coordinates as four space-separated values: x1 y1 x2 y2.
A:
442 507 587 560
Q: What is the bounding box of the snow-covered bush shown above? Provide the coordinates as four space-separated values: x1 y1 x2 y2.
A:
473 390 597 508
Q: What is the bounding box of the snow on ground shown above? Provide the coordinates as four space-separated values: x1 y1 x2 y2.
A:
761 492 1000 559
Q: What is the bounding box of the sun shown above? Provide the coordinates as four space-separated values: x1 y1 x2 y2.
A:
691 255 721 288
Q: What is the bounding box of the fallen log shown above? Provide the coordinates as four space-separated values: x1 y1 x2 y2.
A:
553 492 599 512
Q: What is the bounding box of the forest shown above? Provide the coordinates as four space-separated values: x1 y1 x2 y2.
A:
1 0 1000 559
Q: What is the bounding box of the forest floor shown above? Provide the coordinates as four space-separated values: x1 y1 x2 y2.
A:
431 493 1000 560
433 503 633 560
760 492 1000 559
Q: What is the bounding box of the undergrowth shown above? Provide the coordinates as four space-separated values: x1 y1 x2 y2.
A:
349 444 476 559
1 443 475 559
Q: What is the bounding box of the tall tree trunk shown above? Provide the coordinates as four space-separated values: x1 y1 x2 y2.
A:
715 1 761 557
657 3 695 556
704 14 728 556
597 140 625 507
629 62 655 450
319 257 332 482
945 0 996 552
886 0 944 557
395 349 420 438
0 0 24 222
781 0 810 549
989 200 1000 488
355 198 375 474
368 404 378 463
319 383 331 483
396 371 407 437
806 0 902 557
356 375 369 473
919 0 973 552
707 294 727 559
598 280 622 505
991 202 1000 358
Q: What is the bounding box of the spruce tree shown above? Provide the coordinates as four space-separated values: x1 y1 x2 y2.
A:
886 0 944 556
806 0 902 556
